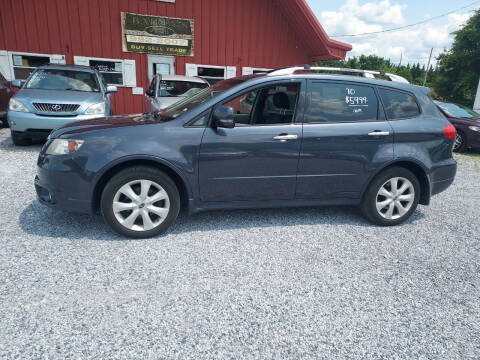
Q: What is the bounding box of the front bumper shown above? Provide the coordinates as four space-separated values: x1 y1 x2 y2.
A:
35 153 94 214
8 111 104 134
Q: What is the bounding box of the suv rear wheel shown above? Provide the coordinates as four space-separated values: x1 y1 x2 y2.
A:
101 166 180 238
361 167 420 226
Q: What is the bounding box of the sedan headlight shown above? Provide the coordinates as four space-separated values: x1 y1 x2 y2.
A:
468 126 480 132
8 98 30 113
85 102 106 115
45 139 84 155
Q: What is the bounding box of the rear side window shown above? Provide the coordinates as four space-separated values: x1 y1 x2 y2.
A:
378 88 420 120
305 82 379 123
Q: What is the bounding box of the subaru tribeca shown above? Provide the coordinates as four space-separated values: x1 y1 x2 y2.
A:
35 69 457 238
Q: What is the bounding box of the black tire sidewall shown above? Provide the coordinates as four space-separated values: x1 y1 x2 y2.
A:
361 167 420 226
11 132 31 146
101 167 180 239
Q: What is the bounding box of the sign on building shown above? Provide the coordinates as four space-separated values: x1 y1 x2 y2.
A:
121 12 194 56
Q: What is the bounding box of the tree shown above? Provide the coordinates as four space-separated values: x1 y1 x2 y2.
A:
433 9 480 107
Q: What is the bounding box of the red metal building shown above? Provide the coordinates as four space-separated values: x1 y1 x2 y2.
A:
0 0 351 114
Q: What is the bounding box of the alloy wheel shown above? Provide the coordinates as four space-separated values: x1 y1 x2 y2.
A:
453 133 463 151
112 180 170 232
376 177 415 220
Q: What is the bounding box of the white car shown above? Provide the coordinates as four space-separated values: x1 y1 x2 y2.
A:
145 75 210 112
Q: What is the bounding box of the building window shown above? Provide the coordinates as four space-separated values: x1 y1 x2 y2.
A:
197 66 225 84
185 64 236 84
89 59 123 85
242 67 272 76
73 56 137 87
0 52 66 81
12 54 50 80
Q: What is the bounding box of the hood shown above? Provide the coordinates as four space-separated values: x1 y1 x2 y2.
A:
15 89 103 105
50 113 159 138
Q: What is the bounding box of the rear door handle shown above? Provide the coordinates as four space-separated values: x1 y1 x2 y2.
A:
274 134 298 141
368 131 390 136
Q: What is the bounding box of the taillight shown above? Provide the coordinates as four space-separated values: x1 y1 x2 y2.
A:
443 124 456 140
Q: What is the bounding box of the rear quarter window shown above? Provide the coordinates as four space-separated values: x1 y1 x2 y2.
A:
378 88 420 120
305 82 379 123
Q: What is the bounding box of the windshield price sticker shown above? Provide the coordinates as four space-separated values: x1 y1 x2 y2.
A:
345 88 368 106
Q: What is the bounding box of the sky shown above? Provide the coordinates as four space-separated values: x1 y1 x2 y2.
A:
306 0 480 66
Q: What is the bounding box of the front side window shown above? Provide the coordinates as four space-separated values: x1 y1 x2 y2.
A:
305 82 379 123
25 69 100 92
158 81 209 97
223 83 300 125
378 88 420 120
89 59 123 85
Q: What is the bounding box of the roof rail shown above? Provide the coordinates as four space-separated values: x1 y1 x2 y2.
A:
268 65 410 84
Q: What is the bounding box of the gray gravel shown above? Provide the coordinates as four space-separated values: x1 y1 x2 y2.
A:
0 127 479 359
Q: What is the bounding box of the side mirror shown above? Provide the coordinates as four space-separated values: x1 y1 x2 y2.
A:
213 105 235 129
146 89 155 97
12 80 22 89
106 85 118 94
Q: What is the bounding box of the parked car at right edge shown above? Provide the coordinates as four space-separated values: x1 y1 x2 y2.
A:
145 74 209 112
0 71 14 127
434 100 480 152
35 66 457 238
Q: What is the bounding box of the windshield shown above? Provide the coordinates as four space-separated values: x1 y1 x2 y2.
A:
25 69 100 92
158 80 209 97
438 102 480 118
156 77 251 120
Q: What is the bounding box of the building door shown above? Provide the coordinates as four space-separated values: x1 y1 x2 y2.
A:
147 55 174 82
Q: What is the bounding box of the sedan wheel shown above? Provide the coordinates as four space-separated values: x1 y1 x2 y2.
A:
101 166 180 238
453 131 465 152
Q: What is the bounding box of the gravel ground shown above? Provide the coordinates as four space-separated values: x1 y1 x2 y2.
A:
0 127 479 359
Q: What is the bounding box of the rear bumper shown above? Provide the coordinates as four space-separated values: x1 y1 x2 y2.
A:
430 160 457 196
8 111 103 134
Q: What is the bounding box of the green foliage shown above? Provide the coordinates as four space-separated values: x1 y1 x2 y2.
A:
318 54 433 87
318 9 480 108
432 9 480 107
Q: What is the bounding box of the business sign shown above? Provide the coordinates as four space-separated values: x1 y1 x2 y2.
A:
121 12 194 56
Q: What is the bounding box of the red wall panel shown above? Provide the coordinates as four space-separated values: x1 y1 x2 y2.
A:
0 0 313 114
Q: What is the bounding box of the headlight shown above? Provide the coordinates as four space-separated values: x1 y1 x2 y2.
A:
8 98 29 113
468 126 480 132
45 139 84 155
85 102 105 115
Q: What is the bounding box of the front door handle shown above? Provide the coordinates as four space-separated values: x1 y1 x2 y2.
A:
274 134 298 141
368 131 390 136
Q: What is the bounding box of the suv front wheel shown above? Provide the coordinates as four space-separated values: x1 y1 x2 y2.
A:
101 166 180 238
361 167 420 226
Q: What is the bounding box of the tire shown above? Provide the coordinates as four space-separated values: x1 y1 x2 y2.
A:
11 132 31 146
361 167 420 226
101 166 180 239
453 130 466 153
0 117 8 128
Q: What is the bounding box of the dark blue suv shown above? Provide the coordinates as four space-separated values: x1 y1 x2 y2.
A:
35 68 457 238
